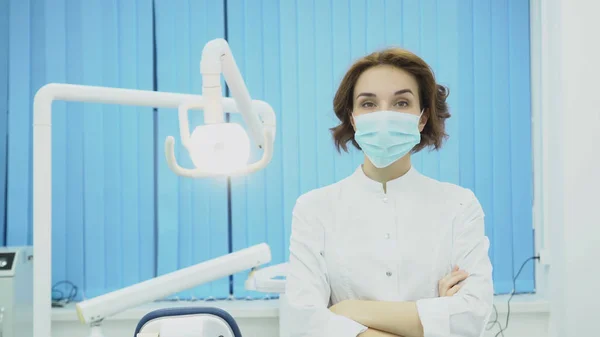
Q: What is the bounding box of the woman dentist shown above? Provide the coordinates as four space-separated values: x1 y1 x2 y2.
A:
284 48 494 337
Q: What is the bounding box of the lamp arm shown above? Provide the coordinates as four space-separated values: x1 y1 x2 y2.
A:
75 244 272 325
200 38 265 149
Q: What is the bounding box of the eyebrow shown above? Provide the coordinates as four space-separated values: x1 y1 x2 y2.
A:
355 89 414 99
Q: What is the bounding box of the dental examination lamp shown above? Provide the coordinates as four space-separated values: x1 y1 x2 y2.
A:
166 39 276 177
32 38 276 337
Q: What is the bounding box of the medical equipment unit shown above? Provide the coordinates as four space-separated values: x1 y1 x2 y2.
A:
31 38 287 337
0 246 33 337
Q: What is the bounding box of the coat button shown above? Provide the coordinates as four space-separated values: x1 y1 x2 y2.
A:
386 271 393 277
384 233 390 239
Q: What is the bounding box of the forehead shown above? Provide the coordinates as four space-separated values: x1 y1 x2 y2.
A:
353 65 419 97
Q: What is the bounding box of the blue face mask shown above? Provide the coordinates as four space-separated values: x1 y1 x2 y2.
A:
353 110 423 168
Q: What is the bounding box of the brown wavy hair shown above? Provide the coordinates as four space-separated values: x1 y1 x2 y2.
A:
331 47 451 153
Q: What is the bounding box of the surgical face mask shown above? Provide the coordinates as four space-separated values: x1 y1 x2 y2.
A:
353 110 423 168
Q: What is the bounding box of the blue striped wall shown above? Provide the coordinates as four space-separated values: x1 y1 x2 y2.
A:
0 0 8 247
5 0 156 299
226 0 287 298
506 0 535 295
226 0 534 296
153 0 230 300
2 0 533 299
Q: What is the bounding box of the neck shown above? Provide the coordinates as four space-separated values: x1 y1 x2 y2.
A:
362 154 412 185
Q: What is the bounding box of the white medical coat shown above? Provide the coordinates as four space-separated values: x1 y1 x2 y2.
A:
284 166 494 337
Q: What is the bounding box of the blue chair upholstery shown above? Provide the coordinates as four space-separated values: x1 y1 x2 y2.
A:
134 307 242 337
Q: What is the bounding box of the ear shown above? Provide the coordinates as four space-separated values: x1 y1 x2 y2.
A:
418 110 429 132
350 112 356 131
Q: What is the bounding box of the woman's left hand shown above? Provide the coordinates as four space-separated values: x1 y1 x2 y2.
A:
438 265 469 297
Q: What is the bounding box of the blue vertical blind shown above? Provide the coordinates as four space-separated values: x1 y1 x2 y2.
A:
153 0 230 299
0 0 9 247
226 0 280 298
4 0 156 299
1 0 533 299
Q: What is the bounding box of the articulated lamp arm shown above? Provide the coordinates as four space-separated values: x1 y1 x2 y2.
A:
75 244 272 326
200 38 266 148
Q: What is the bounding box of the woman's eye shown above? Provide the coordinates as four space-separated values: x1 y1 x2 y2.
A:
395 101 409 107
361 102 376 108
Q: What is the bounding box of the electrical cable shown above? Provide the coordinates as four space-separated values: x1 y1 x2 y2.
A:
486 303 504 337
51 280 78 308
486 256 540 337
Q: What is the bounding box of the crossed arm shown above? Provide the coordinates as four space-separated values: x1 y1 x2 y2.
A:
331 301 420 337
328 267 469 337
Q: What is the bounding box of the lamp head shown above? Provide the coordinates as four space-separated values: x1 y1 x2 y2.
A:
187 123 251 175
165 99 274 178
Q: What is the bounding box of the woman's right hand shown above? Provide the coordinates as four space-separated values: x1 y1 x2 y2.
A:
438 265 469 297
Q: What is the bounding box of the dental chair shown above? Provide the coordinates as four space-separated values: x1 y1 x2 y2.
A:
134 307 242 337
